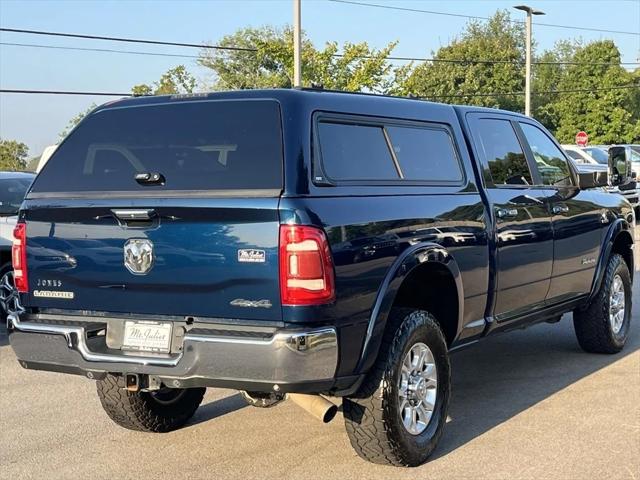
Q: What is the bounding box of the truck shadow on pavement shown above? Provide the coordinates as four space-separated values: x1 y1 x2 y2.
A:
190 393 248 425
432 313 639 459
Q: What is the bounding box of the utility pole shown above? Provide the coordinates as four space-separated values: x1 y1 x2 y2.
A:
293 0 302 88
514 5 545 117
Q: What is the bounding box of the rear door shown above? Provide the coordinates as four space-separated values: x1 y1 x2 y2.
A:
467 114 554 321
516 120 605 302
23 98 284 321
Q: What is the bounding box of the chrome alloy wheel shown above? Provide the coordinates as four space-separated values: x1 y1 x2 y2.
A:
398 342 438 435
609 274 626 335
0 270 21 316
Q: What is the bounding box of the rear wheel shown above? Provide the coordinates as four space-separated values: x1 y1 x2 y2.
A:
574 254 632 354
343 308 451 467
96 374 205 432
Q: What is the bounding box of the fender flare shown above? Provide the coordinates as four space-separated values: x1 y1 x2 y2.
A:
355 242 464 374
588 218 634 302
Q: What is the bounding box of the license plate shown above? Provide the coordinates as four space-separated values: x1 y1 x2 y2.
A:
122 321 172 353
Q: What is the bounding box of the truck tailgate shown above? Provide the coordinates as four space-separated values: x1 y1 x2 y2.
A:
23 199 282 320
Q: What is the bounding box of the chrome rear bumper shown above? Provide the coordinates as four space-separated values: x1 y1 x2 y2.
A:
7 313 338 390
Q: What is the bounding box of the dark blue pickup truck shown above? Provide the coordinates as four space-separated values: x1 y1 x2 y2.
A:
7 89 635 466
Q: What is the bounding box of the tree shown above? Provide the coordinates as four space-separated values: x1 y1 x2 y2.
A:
132 65 196 95
396 11 525 112
539 40 640 143
532 39 581 132
198 26 397 93
0 139 29 171
59 103 96 139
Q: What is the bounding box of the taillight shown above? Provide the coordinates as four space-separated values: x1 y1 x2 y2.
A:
12 222 28 293
279 225 335 305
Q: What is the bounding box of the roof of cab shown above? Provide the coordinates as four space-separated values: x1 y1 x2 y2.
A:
93 88 525 120
94 88 438 110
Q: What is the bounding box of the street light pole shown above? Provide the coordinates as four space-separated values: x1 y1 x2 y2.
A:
293 0 302 88
514 5 545 117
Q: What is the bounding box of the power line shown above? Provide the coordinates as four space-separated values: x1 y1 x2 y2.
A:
328 0 640 36
0 42 200 59
0 27 256 52
1 38 637 67
2 84 637 99
2 39 519 64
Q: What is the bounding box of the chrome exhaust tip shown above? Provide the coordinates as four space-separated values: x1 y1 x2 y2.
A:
288 393 338 423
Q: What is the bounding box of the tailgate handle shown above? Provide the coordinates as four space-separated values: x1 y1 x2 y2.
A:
111 209 157 221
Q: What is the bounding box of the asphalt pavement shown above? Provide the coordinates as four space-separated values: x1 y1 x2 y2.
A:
1 229 638 480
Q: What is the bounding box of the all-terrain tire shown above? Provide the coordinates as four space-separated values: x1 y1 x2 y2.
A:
574 253 632 354
96 374 205 432
343 308 451 467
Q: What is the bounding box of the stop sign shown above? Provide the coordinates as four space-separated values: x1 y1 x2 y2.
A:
575 131 589 147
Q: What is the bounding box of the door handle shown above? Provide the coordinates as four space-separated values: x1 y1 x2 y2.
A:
496 208 519 219
552 204 569 215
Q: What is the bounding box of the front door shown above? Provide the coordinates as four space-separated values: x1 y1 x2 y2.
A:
468 115 554 321
517 121 605 303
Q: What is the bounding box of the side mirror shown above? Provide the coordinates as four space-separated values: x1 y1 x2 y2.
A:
608 146 631 186
578 170 608 190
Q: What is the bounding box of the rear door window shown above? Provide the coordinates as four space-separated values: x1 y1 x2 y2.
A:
30 100 283 194
475 119 532 186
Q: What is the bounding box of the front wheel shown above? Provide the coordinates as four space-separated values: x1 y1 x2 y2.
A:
343 308 451 467
574 254 633 354
96 374 205 432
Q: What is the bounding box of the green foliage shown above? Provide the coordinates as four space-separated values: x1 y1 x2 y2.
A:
0 139 29 171
397 10 525 111
26 156 40 171
59 103 96 139
536 40 640 143
532 39 582 132
132 65 196 96
198 26 397 93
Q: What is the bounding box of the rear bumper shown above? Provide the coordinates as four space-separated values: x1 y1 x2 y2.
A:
7 313 342 393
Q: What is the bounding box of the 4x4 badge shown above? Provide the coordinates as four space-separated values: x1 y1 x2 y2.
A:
124 239 155 275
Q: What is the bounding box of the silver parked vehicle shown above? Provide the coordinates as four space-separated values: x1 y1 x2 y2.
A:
562 145 639 210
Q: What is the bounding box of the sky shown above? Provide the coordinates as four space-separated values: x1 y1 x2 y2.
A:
1 0 639 156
